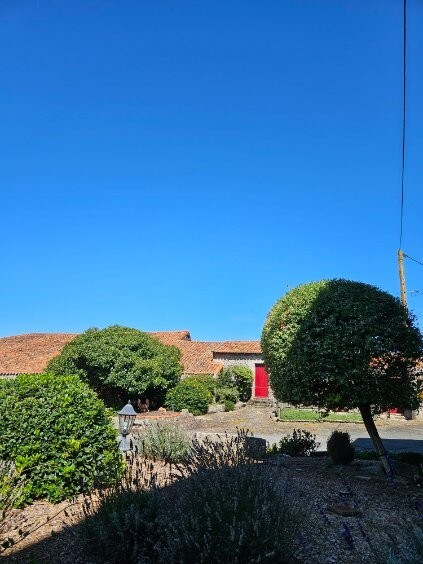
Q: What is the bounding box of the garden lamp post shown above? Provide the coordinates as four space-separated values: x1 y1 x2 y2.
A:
118 400 137 452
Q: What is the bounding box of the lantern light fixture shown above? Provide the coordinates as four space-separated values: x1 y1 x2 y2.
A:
118 400 137 451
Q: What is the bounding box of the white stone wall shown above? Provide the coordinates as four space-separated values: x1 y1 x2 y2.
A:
212 352 274 400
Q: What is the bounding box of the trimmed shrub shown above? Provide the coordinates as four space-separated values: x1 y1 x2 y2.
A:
261 279 423 467
327 430 355 465
0 374 122 505
218 365 253 402
134 422 192 464
165 381 209 415
269 429 319 457
223 399 235 412
47 325 182 407
182 375 217 402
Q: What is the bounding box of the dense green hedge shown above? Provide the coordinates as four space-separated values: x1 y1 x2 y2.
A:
0 373 122 505
165 380 209 415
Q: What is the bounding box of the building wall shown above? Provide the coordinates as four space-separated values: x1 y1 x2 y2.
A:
212 352 274 400
0 373 18 380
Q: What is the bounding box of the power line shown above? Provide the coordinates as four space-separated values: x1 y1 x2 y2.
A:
404 254 423 268
399 0 407 249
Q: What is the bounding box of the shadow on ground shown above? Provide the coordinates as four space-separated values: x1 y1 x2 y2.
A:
353 437 423 453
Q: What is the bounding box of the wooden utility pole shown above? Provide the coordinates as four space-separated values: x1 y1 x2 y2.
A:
398 249 408 309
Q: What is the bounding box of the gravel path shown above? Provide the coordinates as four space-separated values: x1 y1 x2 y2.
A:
175 405 423 452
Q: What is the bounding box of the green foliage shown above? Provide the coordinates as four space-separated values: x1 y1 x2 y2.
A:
268 429 319 457
223 399 235 412
182 374 217 401
215 385 239 404
261 279 423 412
218 365 253 402
164 380 209 415
47 325 183 406
134 422 192 464
326 430 355 465
0 374 122 505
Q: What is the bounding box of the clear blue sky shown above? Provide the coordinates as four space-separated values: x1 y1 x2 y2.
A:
1 0 422 340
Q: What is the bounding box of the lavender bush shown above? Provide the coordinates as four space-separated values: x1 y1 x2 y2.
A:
79 430 305 563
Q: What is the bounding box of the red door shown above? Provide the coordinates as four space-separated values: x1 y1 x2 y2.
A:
254 365 269 398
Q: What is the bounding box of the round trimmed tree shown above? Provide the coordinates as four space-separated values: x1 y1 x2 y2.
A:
261 279 423 472
47 326 183 407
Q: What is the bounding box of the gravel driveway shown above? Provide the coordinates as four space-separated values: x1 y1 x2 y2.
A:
175 405 423 453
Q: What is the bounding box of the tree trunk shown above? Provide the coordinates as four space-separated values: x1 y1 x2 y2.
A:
358 404 393 477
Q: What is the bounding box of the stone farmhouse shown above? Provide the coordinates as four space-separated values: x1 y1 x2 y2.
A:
0 331 272 401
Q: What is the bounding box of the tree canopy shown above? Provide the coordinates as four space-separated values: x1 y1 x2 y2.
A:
47 325 182 406
261 279 423 469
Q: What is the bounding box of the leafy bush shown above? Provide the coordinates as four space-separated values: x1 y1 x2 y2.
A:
182 375 217 402
218 365 253 402
47 325 182 407
224 399 235 412
326 430 355 465
165 380 209 415
133 422 192 464
269 429 319 457
215 385 239 404
0 374 122 505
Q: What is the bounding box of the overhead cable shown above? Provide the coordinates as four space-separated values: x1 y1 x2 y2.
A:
399 0 407 248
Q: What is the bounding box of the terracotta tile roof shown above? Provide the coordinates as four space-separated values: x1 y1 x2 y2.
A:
0 333 78 374
0 332 261 377
149 330 191 344
213 341 262 354
177 340 223 375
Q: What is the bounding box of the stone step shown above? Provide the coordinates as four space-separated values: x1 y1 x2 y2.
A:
248 398 276 407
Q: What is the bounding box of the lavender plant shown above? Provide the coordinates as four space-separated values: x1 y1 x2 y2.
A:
79 453 160 563
0 461 25 554
79 430 305 563
133 421 192 464
158 464 304 563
